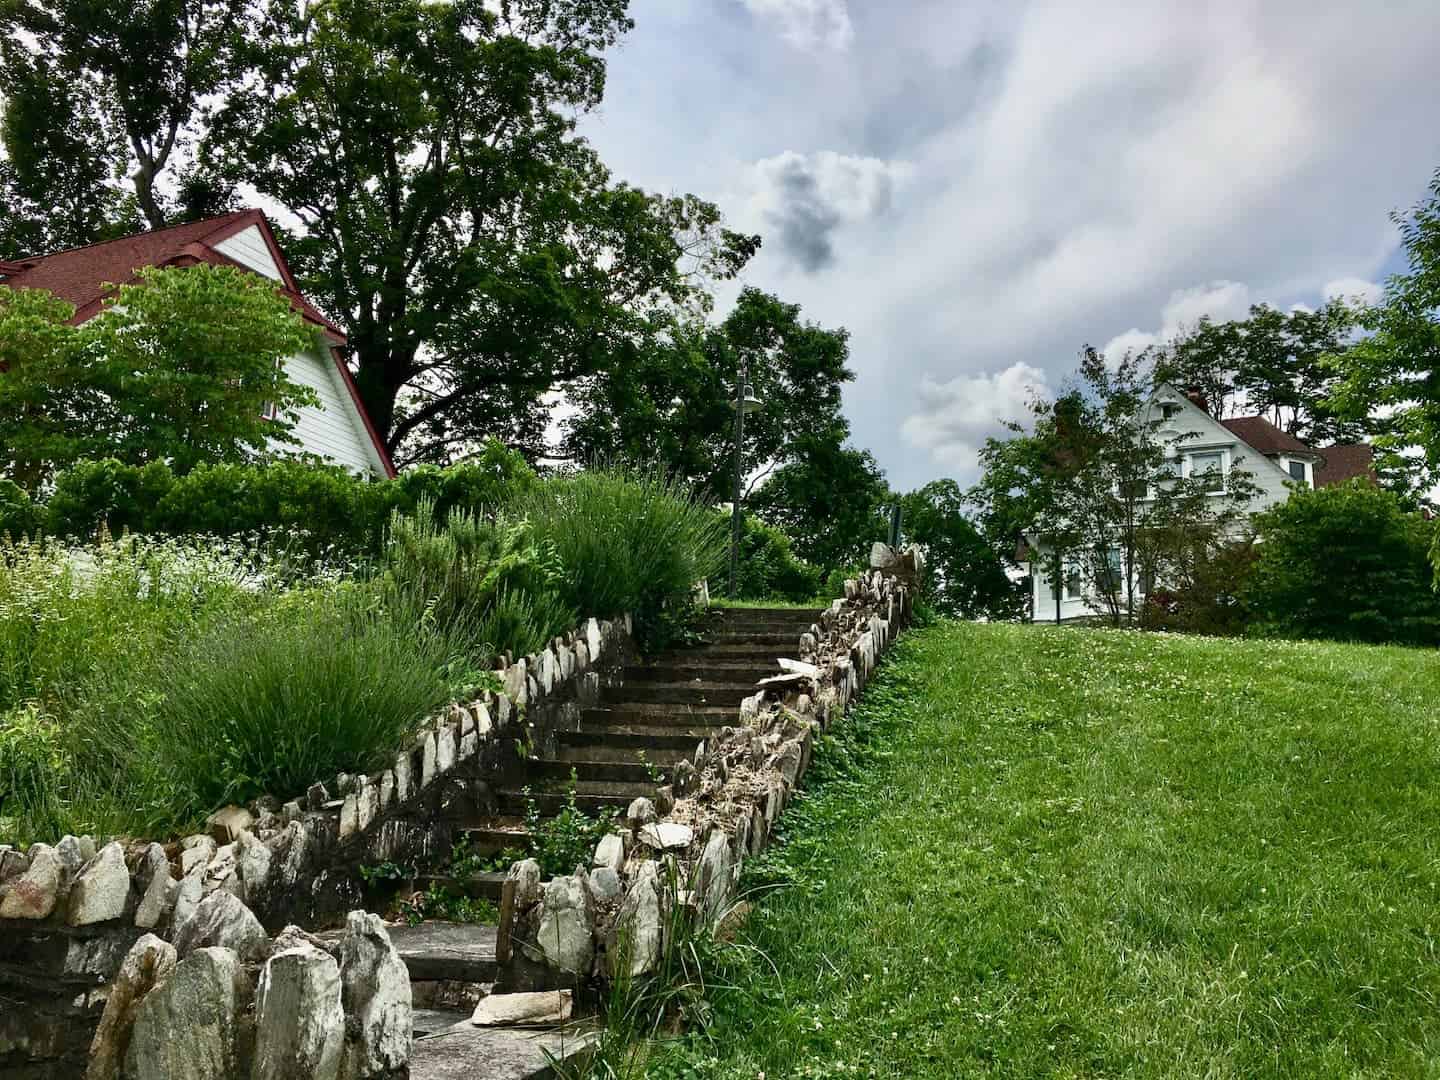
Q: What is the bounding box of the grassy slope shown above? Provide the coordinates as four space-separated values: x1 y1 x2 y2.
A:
651 622 1440 1079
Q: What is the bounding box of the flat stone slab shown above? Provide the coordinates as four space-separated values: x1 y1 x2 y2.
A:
410 1024 597 1080
325 921 498 983
412 1008 470 1038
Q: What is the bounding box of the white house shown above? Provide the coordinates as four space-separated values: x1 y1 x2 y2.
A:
1019 383 1375 621
0 209 395 479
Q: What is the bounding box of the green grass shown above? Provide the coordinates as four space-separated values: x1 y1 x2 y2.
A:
648 622 1440 1079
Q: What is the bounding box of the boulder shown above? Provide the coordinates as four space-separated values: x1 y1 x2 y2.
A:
534 874 595 977
134 843 175 929
87 933 178 1080
586 866 622 905
55 834 87 879
0 842 60 920
206 805 255 844
123 947 252 1080
173 891 270 963
236 831 272 904
253 942 345 1080
67 841 130 926
170 871 205 942
507 859 543 912
179 836 216 876
202 843 239 896
337 911 412 1080
470 990 573 1027
625 798 657 830
696 829 735 920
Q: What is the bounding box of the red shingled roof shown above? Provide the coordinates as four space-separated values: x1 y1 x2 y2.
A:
1315 444 1377 488
0 209 396 478
1219 416 1314 456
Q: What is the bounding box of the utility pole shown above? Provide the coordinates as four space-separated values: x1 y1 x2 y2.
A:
728 357 748 598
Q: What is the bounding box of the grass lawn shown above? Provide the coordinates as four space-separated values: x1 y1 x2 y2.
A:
648 621 1440 1079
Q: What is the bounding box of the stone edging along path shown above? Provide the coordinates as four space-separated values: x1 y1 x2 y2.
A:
493 550 920 994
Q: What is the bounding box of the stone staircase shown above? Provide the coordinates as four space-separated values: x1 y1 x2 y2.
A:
401 608 819 1078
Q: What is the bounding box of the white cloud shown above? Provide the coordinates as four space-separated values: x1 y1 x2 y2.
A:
745 151 910 272
740 0 852 50
1322 276 1385 306
1100 280 1254 358
901 363 1049 478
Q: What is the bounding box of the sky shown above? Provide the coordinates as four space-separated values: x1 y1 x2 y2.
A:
580 0 1440 491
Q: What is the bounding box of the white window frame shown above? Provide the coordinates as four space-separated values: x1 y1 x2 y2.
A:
1279 455 1313 488
1183 448 1230 495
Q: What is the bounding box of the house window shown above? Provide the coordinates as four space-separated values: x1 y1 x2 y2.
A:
1160 402 1181 420
1188 451 1226 494
1063 563 1084 602
1287 459 1311 487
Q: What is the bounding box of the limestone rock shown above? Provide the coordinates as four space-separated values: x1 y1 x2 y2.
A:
470 990 572 1027
179 836 216 877
134 843 175 929
591 834 625 874
87 933 177 1080
625 797 657 830
56 834 87 879
696 829 735 920
586 867 622 904
171 871 205 942
337 910 412 1079
173 891 270 963
638 822 693 852
507 859 543 912
534 874 595 977
609 861 662 978
207 804 255 844
0 842 60 919
123 947 252 1080
237 830 272 904
67 841 130 926
253 942 345 1080
202 842 240 897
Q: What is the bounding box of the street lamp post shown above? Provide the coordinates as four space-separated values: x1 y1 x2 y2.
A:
728 358 763 597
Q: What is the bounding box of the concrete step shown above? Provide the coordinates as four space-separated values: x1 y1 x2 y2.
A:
712 607 822 624
704 630 804 646
551 738 694 765
624 661 775 683
581 703 736 724
455 817 533 856
412 1020 599 1080
494 787 640 818
375 921 498 983
603 681 753 707
650 644 789 663
415 871 509 902
529 758 671 785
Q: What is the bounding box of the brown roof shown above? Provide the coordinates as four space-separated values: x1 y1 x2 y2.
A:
1315 443 1376 488
1220 416 1314 456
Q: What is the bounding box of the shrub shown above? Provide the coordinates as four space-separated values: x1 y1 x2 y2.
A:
1140 539 1258 637
516 467 727 626
382 501 575 660
1246 480 1440 646
46 459 177 539
99 589 459 829
730 513 825 602
0 480 39 540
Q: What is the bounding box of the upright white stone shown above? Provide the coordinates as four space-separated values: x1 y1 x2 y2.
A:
253 943 345 1080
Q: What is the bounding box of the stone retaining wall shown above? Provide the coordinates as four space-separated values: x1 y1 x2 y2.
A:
0 614 638 1078
495 552 918 993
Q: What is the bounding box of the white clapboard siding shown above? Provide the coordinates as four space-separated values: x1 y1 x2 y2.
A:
270 346 386 477
213 225 283 280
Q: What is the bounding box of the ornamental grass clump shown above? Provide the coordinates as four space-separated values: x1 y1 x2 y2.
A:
516 467 727 625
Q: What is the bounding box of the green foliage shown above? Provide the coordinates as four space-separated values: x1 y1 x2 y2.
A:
0 704 70 839
523 778 620 879
517 467 727 631
900 479 1023 620
47 459 181 540
1245 480 1440 646
1140 539 1258 637
382 500 574 660
0 267 315 492
729 513 824 603
0 480 39 540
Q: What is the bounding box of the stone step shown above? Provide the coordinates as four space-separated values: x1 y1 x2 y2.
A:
623 661 775 683
412 1020 599 1080
581 703 736 724
529 758 671 785
603 681 753 707
494 787 640 818
415 871 509 902
456 817 533 856
551 738 695 765
704 630 804 646
712 607 823 623
376 921 498 983
412 1008 472 1039
650 644 788 663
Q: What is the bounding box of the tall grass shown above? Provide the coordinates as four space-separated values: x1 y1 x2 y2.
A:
516 468 727 625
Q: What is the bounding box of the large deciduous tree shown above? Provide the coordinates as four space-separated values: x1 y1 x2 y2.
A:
0 265 315 490
1327 168 1440 509
564 288 851 498
208 0 757 464
900 479 1023 620
0 0 248 246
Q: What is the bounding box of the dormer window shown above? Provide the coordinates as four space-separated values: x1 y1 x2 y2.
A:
1160 401 1182 420
1280 456 1313 488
